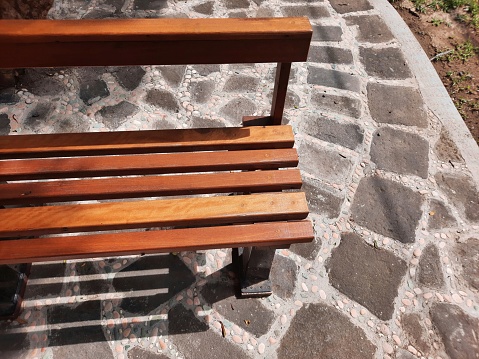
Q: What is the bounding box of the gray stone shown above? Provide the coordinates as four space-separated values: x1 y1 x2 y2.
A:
402 313 434 355
330 0 372 13
370 127 429 178
228 10 247 17
454 238 479 291
114 254 195 315
0 324 29 359
308 66 360 93
82 9 115 19
101 0 124 13
290 237 322 261
298 139 354 183
367 83 428 128
133 0 167 10
169 305 250 359
54 115 89 133
78 72 110 105
16 68 65 96
52 340 114 359
201 281 274 337
112 66 146 91
145 89 179 113
351 176 423 243
302 175 343 218
435 172 479 223
267 89 300 109
270 255 298 299
417 244 444 289
192 65 221 76
434 128 463 162
190 116 226 128
428 199 457 230
0 70 17 104
345 15 394 43
308 45 353 64
281 5 330 18
190 80 215 103
97 101 138 129
396 349 418 359
256 6 274 16
0 113 10 135
220 97 256 123
301 116 364 150
223 75 259 93
193 1 214 15
360 47 412 79
277 303 376 359
310 91 361 118
312 25 342 41
224 0 250 9
157 65 186 87
430 303 479 359
24 103 53 132
128 347 169 359
327 232 408 320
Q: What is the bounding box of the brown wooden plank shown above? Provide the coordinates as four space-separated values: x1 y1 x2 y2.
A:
0 221 314 265
0 126 294 159
0 18 312 68
0 170 302 204
0 148 298 181
271 62 292 125
0 192 309 237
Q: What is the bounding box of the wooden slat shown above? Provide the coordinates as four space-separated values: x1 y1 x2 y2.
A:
0 149 298 181
0 221 314 265
0 18 312 67
0 170 302 204
0 126 294 159
0 192 309 237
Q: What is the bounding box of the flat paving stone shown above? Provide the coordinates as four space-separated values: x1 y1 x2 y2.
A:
201 281 274 337
112 66 146 91
193 1 214 15
435 172 479 223
401 313 434 355
169 305 251 359
310 91 361 118
224 0 250 9
220 97 256 123
223 75 259 93
300 175 344 218
370 127 429 178
312 25 342 41
430 303 479 359
330 0 372 13
192 65 221 76
453 237 479 291
308 45 353 64
190 80 215 103
16 68 65 97
157 65 186 87
133 0 167 10
52 340 114 359
360 47 412 79
97 101 139 129
0 70 17 104
301 115 364 150
367 83 428 128
417 244 444 290
327 232 407 320
281 5 330 18
298 139 354 183
0 113 10 135
290 236 322 261
345 15 394 43
351 176 423 243
145 89 179 113
24 262 67 299
277 303 376 359
79 78 110 105
128 347 170 359
308 66 360 92
428 199 457 230
190 116 226 128
256 6 274 16
54 115 90 133
270 254 298 299
24 103 53 132
434 128 464 162
0 324 29 359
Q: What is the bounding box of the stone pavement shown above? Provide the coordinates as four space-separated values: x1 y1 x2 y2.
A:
1 0 479 358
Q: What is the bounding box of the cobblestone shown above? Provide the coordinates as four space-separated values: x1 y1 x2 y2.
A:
308 66 361 92
360 47 412 79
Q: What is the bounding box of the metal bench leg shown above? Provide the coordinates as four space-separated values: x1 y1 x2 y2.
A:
233 246 279 298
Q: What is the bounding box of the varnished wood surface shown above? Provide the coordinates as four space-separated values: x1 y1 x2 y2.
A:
0 221 314 264
0 126 294 159
0 169 302 204
0 192 309 237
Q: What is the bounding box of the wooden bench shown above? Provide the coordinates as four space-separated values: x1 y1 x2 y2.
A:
0 17 313 318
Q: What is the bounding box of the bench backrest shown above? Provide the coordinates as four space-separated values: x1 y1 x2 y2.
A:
0 18 312 124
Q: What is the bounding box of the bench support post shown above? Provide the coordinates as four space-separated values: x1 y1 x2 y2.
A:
271 62 292 125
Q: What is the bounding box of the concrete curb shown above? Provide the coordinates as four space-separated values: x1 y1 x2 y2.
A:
371 0 479 188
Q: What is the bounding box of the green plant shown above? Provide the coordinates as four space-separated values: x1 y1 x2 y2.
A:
431 17 445 25
447 41 479 62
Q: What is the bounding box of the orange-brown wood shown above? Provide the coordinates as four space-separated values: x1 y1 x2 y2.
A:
0 221 314 265
0 170 302 204
0 192 309 237
0 18 312 68
271 62 292 125
0 149 298 180
0 126 294 159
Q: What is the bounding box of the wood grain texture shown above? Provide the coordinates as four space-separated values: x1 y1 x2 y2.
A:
0 126 294 159
0 170 302 204
271 62 292 125
0 221 314 264
0 192 309 237
0 149 298 180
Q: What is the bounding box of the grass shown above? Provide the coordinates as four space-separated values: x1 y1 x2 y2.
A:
406 0 479 27
448 41 479 62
